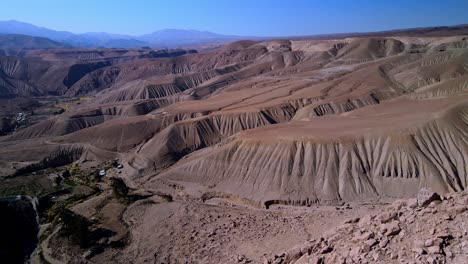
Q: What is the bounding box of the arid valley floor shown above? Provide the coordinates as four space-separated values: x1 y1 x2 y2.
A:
0 25 468 263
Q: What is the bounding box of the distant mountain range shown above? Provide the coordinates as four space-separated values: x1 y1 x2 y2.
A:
0 20 248 48
0 34 71 49
1 20 467 50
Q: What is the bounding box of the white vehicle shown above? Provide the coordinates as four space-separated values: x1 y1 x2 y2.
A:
117 164 123 169
99 169 106 176
16 113 26 122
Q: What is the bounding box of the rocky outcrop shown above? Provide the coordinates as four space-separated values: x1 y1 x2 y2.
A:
0 196 39 264
267 189 468 264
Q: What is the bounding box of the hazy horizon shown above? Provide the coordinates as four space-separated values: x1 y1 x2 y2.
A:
0 0 467 37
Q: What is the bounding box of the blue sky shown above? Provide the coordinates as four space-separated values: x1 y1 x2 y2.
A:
1 0 467 36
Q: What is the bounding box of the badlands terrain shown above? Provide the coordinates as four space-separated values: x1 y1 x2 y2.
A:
0 26 467 263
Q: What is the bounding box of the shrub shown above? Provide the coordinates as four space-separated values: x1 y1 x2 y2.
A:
62 169 71 178
58 209 91 248
110 178 129 199
67 163 79 176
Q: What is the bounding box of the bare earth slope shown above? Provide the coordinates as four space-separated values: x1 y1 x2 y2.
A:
0 30 467 263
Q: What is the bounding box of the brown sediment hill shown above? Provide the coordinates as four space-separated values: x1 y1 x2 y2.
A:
1 34 467 206
154 96 467 206
335 38 405 60
0 48 196 98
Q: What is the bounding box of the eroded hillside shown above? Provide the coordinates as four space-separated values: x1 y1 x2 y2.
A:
0 33 467 263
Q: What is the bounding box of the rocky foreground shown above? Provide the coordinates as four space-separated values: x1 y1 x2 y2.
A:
267 189 468 264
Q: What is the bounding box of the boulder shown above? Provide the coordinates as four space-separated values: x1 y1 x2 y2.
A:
379 238 389 248
377 212 397 223
380 221 401 237
320 246 333 254
417 188 441 207
412 247 426 255
448 205 467 214
358 215 373 228
427 245 441 254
